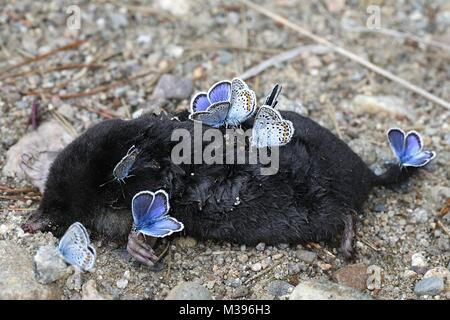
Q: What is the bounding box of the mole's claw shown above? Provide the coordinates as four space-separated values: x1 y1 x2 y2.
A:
127 232 158 266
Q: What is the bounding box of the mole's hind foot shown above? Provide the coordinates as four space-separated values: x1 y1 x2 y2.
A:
127 232 158 267
340 213 356 260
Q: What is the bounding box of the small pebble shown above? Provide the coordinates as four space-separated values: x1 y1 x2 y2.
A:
256 242 266 251
414 276 445 296
251 262 262 272
116 279 128 289
296 249 317 264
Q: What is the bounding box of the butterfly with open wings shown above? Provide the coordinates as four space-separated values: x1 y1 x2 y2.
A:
189 78 257 128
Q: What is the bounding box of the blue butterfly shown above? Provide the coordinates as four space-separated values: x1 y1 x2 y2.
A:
189 78 256 127
251 85 294 148
100 145 139 197
131 190 184 238
113 145 139 183
58 222 96 272
387 128 436 167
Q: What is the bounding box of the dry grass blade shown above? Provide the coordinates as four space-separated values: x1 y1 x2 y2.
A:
342 25 450 53
437 198 450 218
244 260 283 285
184 43 283 55
239 0 450 110
0 63 103 81
50 109 78 137
356 236 380 252
436 220 450 238
0 186 37 194
28 52 200 101
240 44 330 80
0 39 88 76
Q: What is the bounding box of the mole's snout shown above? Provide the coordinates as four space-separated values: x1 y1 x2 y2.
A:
21 209 51 234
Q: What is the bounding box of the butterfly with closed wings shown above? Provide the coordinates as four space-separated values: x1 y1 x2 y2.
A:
251 84 295 148
387 128 436 167
131 190 184 238
58 222 96 272
100 145 140 198
189 78 256 128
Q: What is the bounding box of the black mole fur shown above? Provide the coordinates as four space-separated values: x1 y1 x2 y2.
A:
30 111 416 248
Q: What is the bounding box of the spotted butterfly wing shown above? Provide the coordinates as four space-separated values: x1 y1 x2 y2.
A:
251 106 294 148
226 89 256 126
58 222 96 272
264 84 282 108
230 78 248 104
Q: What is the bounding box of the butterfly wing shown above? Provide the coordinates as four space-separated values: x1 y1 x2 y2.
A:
251 106 294 148
190 92 210 113
226 89 256 126
189 101 230 128
113 146 139 180
273 120 295 146
252 106 282 148
259 120 294 148
387 128 406 161
264 84 282 108
132 191 154 226
404 131 422 156
402 150 436 167
58 222 89 250
208 80 231 104
60 243 96 272
230 78 248 104
58 222 96 272
138 216 184 238
132 190 170 228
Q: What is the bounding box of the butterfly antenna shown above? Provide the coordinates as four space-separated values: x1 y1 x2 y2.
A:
99 177 116 187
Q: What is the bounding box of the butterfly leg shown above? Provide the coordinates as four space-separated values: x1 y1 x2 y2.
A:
340 212 356 260
127 231 158 267
118 181 126 199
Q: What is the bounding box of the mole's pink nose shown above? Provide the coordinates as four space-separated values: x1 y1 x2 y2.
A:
21 210 49 234
21 220 41 233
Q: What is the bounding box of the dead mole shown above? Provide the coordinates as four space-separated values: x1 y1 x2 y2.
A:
22 110 421 266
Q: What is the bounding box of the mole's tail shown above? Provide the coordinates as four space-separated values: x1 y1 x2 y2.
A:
374 127 436 187
373 164 417 187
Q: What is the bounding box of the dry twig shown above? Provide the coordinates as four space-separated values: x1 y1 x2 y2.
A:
0 39 88 76
244 260 283 285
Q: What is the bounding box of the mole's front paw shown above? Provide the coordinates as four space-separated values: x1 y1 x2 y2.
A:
127 232 158 267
